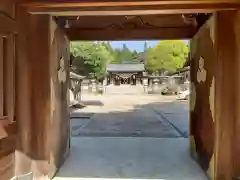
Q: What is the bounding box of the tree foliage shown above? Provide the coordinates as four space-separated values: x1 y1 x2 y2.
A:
70 41 114 80
146 40 188 74
109 44 141 64
70 40 189 80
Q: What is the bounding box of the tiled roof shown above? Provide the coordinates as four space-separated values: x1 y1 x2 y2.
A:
107 64 145 72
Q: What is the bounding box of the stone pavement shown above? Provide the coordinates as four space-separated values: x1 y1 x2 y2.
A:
54 94 207 180
150 101 189 137
105 84 145 95
71 94 188 138
54 137 207 180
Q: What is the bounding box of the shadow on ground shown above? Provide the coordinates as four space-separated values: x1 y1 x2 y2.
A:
82 100 104 106
54 99 207 180
71 101 189 138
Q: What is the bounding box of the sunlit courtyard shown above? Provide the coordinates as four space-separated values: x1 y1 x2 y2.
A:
54 94 207 180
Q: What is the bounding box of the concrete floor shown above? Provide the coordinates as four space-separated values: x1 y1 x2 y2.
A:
55 137 207 180
54 94 207 180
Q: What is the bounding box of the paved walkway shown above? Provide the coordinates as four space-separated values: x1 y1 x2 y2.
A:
71 95 188 138
54 94 207 180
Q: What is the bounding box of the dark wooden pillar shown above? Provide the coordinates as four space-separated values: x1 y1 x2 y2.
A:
16 11 51 179
29 14 51 177
15 5 33 177
233 11 240 179
0 1 17 179
214 10 240 180
189 14 215 180
16 7 70 178
190 11 240 180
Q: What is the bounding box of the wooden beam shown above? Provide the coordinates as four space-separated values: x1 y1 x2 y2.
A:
22 0 240 16
24 9 217 16
66 27 196 40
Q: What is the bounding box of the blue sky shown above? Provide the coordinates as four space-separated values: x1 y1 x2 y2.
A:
110 40 189 52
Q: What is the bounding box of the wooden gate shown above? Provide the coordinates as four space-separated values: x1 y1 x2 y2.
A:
0 2 17 179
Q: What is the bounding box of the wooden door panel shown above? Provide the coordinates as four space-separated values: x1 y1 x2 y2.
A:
0 153 15 180
0 120 17 139
0 131 16 157
0 14 16 36
0 35 16 121
0 0 15 19
0 11 16 180
0 35 3 118
5 35 15 122
0 122 16 180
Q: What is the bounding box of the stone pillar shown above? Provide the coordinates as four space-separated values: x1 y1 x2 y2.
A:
76 80 82 101
152 78 160 93
91 79 97 93
142 78 148 93
103 78 107 94
88 81 92 93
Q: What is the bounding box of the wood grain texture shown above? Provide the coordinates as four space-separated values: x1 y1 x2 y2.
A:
22 0 240 7
15 14 53 179
0 123 16 157
63 14 195 29
190 16 215 174
63 14 197 40
0 14 17 34
13 13 70 179
67 27 195 40
214 11 237 180
0 122 16 180
0 0 15 19
0 8 16 179
48 17 70 179
0 37 3 117
11 2 240 180
14 6 34 177
27 14 50 163
5 35 16 122
0 153 15 180
22 0 240 15
190 11 240 180
233 10 240 179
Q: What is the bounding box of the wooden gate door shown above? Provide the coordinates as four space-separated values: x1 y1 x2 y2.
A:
0 3 17 179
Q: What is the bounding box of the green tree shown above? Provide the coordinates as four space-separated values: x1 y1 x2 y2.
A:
110 44 142 64
102 41 115 57
143 41 148 64
70 41 114 80
146 40 188 73
111 48 123 64
118 44 133 63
